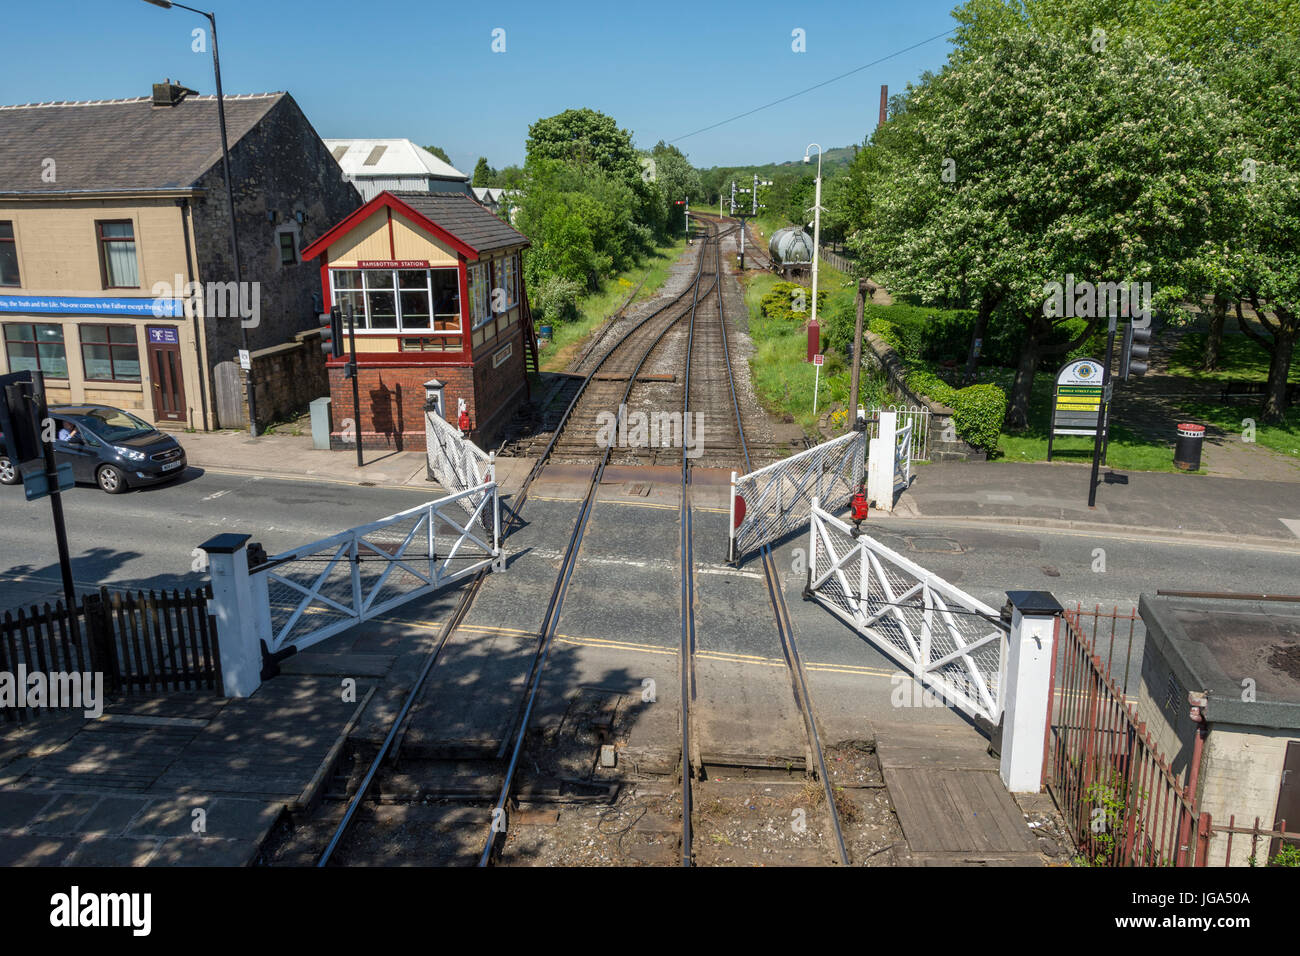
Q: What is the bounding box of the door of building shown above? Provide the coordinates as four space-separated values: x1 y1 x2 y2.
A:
146 326 186 422
1271 740 1300 858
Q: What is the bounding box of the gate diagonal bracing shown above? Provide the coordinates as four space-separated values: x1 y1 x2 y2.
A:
729 430 865 564
427 409 496 529
805 502 1008 724
253 482 502 656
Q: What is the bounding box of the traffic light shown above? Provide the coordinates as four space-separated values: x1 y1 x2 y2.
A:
1120 321 1152 379
320 308 344 359
0 372 42 468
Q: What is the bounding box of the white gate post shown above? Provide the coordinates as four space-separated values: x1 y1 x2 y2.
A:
868 410 896 512
201 533 264 698
999 590 1063 793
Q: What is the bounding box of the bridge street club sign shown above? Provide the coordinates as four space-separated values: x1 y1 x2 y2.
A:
1048 358 1106 460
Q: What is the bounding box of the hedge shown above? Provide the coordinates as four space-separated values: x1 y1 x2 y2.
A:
949 383 1007 453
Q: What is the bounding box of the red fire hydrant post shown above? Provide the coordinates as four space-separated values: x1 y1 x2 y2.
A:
850 483 869 537
458 408 471 437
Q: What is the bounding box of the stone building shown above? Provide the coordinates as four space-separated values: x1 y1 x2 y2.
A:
0 81 361 430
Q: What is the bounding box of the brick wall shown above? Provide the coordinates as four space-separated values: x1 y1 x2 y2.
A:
325 325 527 451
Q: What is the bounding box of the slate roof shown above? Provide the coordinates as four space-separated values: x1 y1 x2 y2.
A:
0 93 284 195
390 191 527 254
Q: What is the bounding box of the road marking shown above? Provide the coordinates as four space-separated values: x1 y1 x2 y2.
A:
202 489 231 501
1282 518 1300 540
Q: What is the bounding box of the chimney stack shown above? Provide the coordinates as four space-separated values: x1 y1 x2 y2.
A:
152 79 197 108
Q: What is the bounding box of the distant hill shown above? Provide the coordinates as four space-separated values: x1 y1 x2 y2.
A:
700 145 857 177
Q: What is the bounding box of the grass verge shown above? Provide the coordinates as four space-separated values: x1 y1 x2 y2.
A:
538 238 686 373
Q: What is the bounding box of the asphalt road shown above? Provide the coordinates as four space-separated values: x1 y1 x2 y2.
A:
0 465 436 609
4 464 1299 707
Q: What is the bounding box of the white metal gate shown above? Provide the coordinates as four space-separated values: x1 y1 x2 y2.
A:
427 408 495 518
252 482 501 656
894 419 913 492
868 404 930 462
805 499 1007 723
728 429 866 563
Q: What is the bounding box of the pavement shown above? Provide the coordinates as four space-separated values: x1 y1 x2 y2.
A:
894 459 1300 550
177 427 1300 550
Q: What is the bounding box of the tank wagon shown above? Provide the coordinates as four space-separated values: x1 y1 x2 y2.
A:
768 226 814 277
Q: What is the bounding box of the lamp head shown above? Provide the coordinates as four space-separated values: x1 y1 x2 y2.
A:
142 0 174 7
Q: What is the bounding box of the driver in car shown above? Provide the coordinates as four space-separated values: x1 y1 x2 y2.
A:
56 421 78 442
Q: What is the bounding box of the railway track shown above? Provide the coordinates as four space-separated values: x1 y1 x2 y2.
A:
295 215 853 867
680 225 848 866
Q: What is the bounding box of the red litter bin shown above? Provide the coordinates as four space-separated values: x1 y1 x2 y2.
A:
1175 423 1205 471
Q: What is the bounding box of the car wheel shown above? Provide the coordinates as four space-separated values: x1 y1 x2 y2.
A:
97 464 127 494
0 456 16 485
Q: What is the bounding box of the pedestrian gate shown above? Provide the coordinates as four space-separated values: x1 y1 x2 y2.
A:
805 500 1008 723
728 429 866 564
252 482 501 656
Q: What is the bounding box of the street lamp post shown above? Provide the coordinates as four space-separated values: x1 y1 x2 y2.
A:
804 143 823 363
143 0 258 435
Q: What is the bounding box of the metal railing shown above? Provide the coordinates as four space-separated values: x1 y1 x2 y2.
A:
1047 607 1199 866
805 500 1008 723
728 429 865 564
1196 814 1296 866
868 404 930 462
254 482 501 656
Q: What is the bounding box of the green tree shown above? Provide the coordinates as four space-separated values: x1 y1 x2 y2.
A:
422 145 452 165
472 157 494 187
851 30 1235 428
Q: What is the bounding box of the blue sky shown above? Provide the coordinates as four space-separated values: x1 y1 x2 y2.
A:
2 0 962 172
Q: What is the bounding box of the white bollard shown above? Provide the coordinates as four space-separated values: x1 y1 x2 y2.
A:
867 410 896 512
999 590 1063 792
200 533 266 698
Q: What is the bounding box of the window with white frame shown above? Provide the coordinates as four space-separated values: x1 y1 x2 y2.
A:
469 262 491 329
330 267 462 338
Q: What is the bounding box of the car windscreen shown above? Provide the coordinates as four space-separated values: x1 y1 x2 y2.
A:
77 409 156 442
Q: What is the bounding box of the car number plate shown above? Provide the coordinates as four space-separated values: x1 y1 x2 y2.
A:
161 460 184 472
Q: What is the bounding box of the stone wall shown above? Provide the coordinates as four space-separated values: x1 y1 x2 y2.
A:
191 93 363 426
862 330 986 462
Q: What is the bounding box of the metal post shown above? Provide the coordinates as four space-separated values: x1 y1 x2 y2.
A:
28 372 76 610
850 279 866 413
148 2 257 435
808 145 823 358
347 302 363 467
1087 317 1117 507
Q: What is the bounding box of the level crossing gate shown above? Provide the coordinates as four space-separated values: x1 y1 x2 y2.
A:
728 429 866 564
427 407 495 525
804 500 1008 724
250 482 501 657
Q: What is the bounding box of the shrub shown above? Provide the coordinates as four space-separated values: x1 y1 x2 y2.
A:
904 367 958 407
761 281 826 322
537 275 583 324
868 316 904 353
950 383 1007 452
